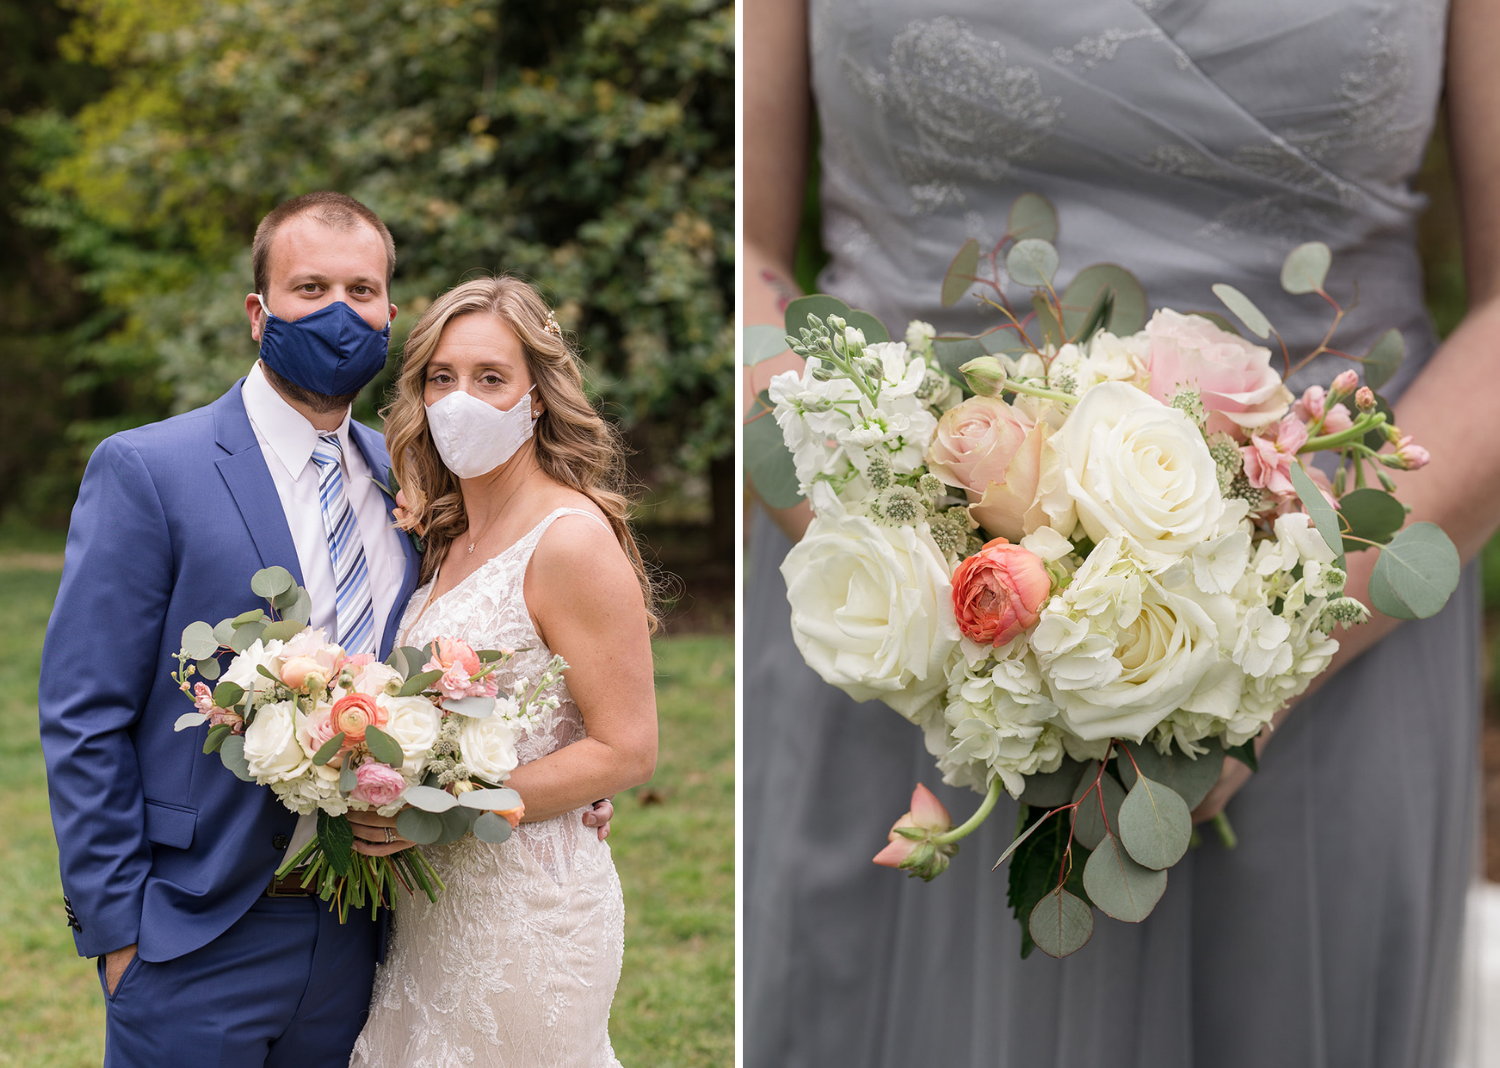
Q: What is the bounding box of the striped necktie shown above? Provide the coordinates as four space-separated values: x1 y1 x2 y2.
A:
309 432 376 655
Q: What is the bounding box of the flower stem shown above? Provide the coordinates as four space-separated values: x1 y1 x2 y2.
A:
1002 378 1079 405
933 777 1004 845
1211 812 1238 850
1300 413 1385 453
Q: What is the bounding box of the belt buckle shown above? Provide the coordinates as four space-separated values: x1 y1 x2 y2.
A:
266 869 314 898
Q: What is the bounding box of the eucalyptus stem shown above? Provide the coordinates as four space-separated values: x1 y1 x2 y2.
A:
933 777 1005 845
1002 379 1079 405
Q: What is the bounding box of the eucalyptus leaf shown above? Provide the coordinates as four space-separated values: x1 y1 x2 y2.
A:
400 646 429 672
213 618 238 647
250 566 294 600
311 731 347 767
395 808 443 845
1031 294 1063 349
1027 886 1094 958
385 648 408 675
195 657 221 682
318 810 355 878
472 811 515 845
744 390 803 509
1018 758 1087 808
942 238 981 308
1280 241 1332 295
1071 763 1125 851
844 311 890 344
212 681 244 708
230 620 266 653
1007 805 1092 959
1368 522 1460 620
742 324 790 366
180 621 218 661
174 712 207 731
202 723 231 755
233 608 266 625
402 784 460 812
782 294 851 338
364 725 404 769
433 807 479 846
457 787 523 811
1211 283 1272 339
1070 288 1113 347
271 584 300 610
1116 741 1223 810
398 669 445 697
445 695 497 719
1287 462 1346 567
1006 238 1059 288
1363 328 1405 391
978 328 1032 356
219 735 253 781
1007 192 1059 242
1082 834 1168 922
1339 488 1405 551
284 587 312 626
1062 264 1147 338
1117 776 1192 870
339 762 358 795
260 618 304 643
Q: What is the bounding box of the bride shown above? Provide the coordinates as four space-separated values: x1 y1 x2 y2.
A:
346 276 658 1067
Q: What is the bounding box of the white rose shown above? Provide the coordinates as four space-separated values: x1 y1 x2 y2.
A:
222 638 285 695
377 694 442 776
459 715 520 784
1031 381 1223 567
780 484 960 720
243 700 311 783
1031 538 1235 742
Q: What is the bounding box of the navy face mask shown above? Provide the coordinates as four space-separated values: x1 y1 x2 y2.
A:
256 295 391 397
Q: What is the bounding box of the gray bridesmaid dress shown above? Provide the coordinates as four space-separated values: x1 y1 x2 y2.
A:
744 2 1482 1066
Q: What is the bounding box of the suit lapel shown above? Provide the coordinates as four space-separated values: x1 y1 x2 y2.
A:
348 421 424 657
212 382 306 588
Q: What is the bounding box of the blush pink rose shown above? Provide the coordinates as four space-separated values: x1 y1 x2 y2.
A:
329 693 387 746
350 762 407 807
950 538 1052 648
1145 308 1292 438
1240 416 1310 497
873 784 951 868
280 656 326 690
925 396 1050 541
297 703 342 757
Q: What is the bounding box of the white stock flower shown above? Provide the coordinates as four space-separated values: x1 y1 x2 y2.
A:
243 700 312 783
780 484 959 721
459 715 520 783
377 694 442 776
1047 333 1149 393
1030 382 1223 567
905 320 937 352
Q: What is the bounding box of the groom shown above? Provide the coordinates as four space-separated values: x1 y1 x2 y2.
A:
39 191 610 1066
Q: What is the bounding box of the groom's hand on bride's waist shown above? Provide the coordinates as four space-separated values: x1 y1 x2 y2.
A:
347 809 416 856
582 798 614 841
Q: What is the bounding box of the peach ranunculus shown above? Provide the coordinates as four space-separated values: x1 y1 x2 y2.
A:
1240 415 1310 497
280 656 327 690
494 800 526 830
329 692 388 746
873 784 956 877
925 395 1050 541
1145 308 1293 438
423 636 497 701
950 538 1052 648
350 761 407 807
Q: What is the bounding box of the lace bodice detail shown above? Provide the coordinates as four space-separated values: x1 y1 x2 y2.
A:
351 508 625 1068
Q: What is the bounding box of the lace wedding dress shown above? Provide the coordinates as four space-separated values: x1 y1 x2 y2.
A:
351 508 625 1068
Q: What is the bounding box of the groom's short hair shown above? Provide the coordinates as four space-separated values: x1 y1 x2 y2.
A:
251 191 396 297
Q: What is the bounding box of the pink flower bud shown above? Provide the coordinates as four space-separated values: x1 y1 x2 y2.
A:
193 682 215 714
873 784 951 868
1293 386 1326 423
1355 387 1376 413
1395 436 1430 470
1329 369 1359 398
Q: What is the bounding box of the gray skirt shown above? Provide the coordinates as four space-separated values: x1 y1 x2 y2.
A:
744 506 1480 1068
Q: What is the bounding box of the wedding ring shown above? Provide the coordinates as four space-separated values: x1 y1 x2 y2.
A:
383 827 396 843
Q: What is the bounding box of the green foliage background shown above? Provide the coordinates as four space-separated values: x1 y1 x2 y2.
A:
2 0 732 529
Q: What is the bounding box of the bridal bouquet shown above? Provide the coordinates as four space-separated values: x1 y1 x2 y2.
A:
743 194 1460 958
171 566 558 920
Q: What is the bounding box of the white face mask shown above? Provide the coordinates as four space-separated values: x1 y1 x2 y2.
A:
424 385 537 479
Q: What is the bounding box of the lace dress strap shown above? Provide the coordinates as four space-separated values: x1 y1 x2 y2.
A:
511 507 613 571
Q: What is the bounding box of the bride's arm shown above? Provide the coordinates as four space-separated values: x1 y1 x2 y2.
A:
744 0 815 543
503 515 658 824
1194 0 1500 819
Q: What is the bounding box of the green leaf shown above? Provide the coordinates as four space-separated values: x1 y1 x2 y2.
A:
233 608 267 626
180 621 218 660
1224 739 1258 773
783 294 851 337
311 731 346 766
1280 241 1332 295
1027 886 1094 958
1287 462 1345 567
395 807 443 845
742 324 790 366
472 811 515 845
1117 741 1223 810
1006 804 1091 959
212 618 238 647
202 723 231 754
1006 238 1059 288
942 238 981 308
433 807 479 846
219 735 253 781
930 336 989 382
444 695 496 719
174 712 207 731
1070 287 1112 347
284 587 312 627
995 807 1062 869
230 621 266 653
385 648 409 675
1368 522 1460 620
457 787 523 811
1061 264 1147 338
1007 192 1059 242
364 725 404 769
1031 294 1063 349
212 681 244 708
402 784 460 812
260 618 304 643
318 810 355 877
1082 834 1168 922
1018 758 1087 808
398 669 445 697
1362 328 1404 391
744 390 802 509
1339 488 1405 550
401 646 429 671
250 566 294 600
1070 762 1125 851
339 762 358 795
1116 776 1192 870
195 657 221 681
1211 283 1272 339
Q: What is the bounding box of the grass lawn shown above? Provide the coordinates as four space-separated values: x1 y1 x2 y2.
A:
0 562 732 1067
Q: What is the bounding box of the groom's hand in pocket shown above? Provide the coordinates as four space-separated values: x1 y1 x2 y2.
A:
104 943 137 996
582 798 614 841
347 809 415 856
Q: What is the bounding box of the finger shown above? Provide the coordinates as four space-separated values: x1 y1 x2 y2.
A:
352 840 414 857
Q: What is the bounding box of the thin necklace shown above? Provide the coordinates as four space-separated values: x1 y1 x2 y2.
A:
466 471 532 554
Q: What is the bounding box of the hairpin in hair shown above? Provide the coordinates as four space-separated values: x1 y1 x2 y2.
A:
544 309 562 337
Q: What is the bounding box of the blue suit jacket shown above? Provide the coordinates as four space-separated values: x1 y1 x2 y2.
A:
38 382 422 962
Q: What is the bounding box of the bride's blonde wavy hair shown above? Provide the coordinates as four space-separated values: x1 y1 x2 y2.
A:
383 276 657 631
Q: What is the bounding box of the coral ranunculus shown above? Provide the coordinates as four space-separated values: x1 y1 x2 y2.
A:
329 692 387 746
950 538 1052 648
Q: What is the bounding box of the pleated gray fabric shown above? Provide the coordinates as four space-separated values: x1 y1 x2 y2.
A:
744 1 1480 1065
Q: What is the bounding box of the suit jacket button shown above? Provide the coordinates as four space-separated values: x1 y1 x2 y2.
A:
272 834 290 851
